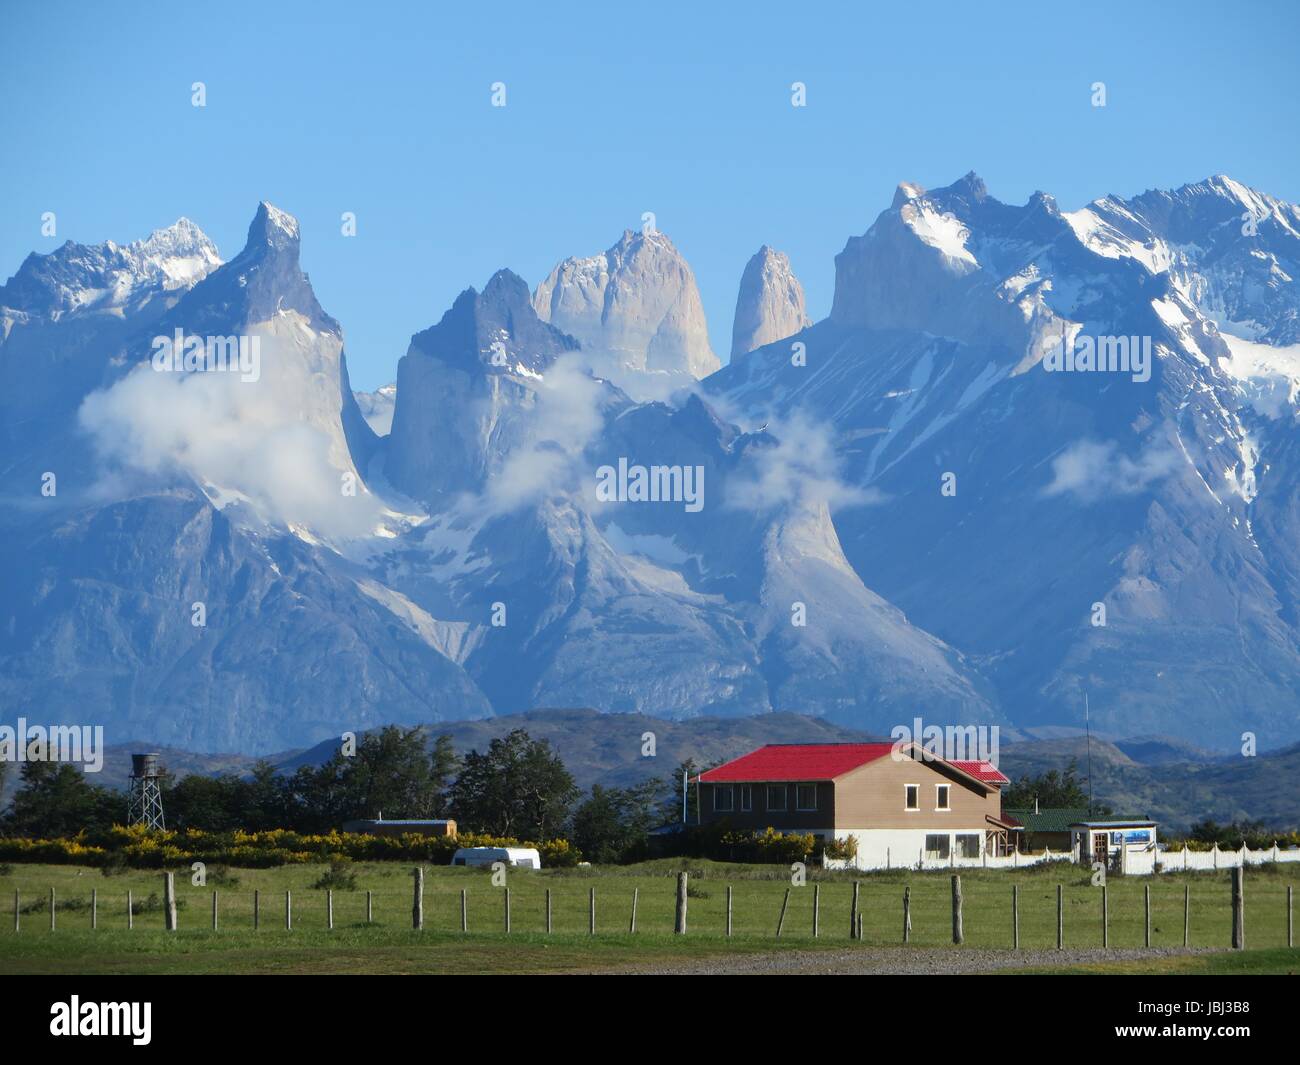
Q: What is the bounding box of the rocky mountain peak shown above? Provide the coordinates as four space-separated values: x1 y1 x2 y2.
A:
533 226 719 396
730 245 810 358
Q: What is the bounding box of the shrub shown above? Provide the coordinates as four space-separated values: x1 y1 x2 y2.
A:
312 858 358 890
0 825 583 869
823 835 858 861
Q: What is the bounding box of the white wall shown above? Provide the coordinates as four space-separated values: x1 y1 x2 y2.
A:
822 828 1073 872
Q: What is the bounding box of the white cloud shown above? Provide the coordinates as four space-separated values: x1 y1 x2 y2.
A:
725 409 880 512
1043 438 1179 502
483 353 608 513
78 326 384 540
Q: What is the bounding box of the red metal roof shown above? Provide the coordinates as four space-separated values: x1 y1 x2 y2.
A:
698 743 896 783
949 760 1009 784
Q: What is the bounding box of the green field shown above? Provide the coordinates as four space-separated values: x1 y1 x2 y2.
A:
2 860 1296 974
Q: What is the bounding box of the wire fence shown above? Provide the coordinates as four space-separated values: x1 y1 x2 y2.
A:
6 872 1296 950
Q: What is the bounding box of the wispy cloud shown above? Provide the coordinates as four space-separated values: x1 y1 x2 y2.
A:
1043 437 1179 502
78 330 384 539
725 409 880 512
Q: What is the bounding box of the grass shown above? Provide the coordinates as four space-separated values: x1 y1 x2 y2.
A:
1 859 1296 974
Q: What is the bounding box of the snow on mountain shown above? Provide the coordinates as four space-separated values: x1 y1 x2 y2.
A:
1066 175 1300 344
74 202 386 542
533 228 720 398
711 172 1300 747
5 175 1300 752
730 245 810 358
0 218 221 325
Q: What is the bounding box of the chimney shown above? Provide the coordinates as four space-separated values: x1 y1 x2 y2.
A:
1034 794 1040 815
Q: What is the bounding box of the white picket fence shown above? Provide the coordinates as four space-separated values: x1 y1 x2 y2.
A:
826 848 1075 873
1156 843 1300 873
826 843 1300 875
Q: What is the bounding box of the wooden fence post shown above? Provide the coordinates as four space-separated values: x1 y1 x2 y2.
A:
504 886 511 934
212 890 218 932
326 889 333 931
856 911 863 941
850 881 860 939
674 872 688 934
254 889 259 931
726 884 732 937
1012 884 1019 950
1144 885 1150 948
412 867 424 931
460 888 467 933
903 886 911 944
951 875 963 945
164 874 177 932
629 888 638 934
812 884 820 938
589 886 596 935
1101 884 1108 948
49 888 55 932
13 889 18 934
285 890 292 931
1231 866 1245 950
91 888 97 931
127 890 132 931
1288 885 1293 948
1183 884 1190 947
776 888 790 937
1056 884 1063 949
366 890 372 924
545 888 552 934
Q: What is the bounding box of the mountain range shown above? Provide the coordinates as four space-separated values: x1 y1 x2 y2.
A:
3 172 1299 755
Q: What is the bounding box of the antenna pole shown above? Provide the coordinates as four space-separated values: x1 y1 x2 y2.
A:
1085 691 1094 816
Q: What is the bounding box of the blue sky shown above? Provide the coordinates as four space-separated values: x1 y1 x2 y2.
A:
2 0 1297 390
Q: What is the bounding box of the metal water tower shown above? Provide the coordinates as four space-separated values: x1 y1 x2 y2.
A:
127 752 165 830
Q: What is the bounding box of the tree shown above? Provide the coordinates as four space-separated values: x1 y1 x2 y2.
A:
447 729 577 839
656 759 703 826
428 734 458 818
3 750 120 837
284 727 460 831
1003 758 1110 813
241 761 293 831
166 774 244 831
572 779 662 863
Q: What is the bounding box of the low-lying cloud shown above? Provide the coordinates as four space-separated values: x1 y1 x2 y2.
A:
79 330 383 539
725 409 880 512
1043 438 1179 502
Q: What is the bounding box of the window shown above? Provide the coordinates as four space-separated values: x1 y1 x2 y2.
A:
956 833 980 858
739 784 752 812
925 833 950 859
796 784 818 811
767 784 787 812
713 785 734 812
905 784 919 811
935 784 951 811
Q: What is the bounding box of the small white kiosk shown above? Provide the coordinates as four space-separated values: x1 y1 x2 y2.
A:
1070 818 1159 873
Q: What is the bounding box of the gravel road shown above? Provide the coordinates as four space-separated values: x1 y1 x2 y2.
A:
594 946 1221 975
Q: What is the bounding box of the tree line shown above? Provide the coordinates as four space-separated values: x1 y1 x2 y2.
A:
0 727 699 863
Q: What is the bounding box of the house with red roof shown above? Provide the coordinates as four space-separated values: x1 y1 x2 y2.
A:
696 741 1018 869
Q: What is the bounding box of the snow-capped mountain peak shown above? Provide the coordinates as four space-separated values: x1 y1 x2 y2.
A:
0 217 221 320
